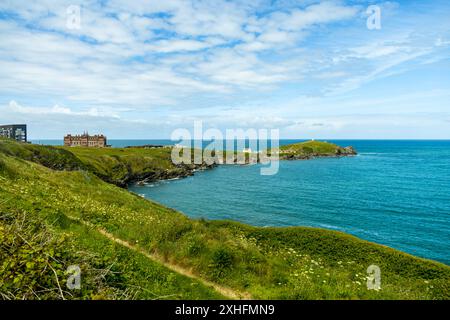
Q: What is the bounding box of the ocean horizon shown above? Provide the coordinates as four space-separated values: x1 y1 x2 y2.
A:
30 138 450 148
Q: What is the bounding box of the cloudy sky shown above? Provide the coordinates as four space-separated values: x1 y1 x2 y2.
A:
0 0 449 139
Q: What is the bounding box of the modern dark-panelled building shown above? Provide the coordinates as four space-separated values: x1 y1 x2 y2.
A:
0 124 27 142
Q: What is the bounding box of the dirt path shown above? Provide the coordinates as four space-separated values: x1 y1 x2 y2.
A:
68 215 251 300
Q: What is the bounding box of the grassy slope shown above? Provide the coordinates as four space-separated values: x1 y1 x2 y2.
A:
0 154 224 299
0 139 192 187
0 138 85 170
63 146 180 186
279 140 353 157
1 139 449 300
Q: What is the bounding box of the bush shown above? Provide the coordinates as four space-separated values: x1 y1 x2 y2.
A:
0 209 126 300
186 236 205 256
210 247 234 278
0 211 71 299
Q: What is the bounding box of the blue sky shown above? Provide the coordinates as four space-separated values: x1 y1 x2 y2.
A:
0 0 449 139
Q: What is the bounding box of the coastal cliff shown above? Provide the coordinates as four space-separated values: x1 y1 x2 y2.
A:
1 137 449 300
278 140 357 160
0 138 355 187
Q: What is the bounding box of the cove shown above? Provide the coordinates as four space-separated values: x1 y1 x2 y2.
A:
130 140 450 265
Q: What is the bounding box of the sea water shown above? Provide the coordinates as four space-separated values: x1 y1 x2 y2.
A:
129 140 450 265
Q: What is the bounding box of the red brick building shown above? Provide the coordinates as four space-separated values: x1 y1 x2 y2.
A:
64 132 107 147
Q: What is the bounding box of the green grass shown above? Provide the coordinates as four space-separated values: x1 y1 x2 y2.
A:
282 140 339 152
0 206 224 300
279 140 353 158
0 138 191 187
0 138 449 300
62 145 180 186
0 154 224 299
0 138 85 171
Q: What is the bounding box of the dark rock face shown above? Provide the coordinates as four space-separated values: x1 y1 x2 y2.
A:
132 162 216 187
279 145 357 161
279 153 311 161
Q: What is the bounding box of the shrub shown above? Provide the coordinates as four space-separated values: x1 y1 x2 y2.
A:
210 247 234 278
186 236 205 256
0 211 71 299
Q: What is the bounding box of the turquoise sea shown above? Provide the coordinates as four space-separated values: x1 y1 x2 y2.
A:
34 139 450 264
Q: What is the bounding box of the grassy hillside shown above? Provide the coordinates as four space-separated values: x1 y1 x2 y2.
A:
62 145 193 187
0 138 85 171
0 202 224 300
0 139 209 187
1 139 449 300
279 140 356 159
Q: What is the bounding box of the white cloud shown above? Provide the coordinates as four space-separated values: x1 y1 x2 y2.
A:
7 100 120 118
0 0 362 103
1 1 449 138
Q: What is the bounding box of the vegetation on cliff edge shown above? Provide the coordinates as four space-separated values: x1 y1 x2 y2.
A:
0 138 448 300
279 140 356 159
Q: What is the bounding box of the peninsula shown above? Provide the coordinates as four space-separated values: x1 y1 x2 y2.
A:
1 137 448 300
